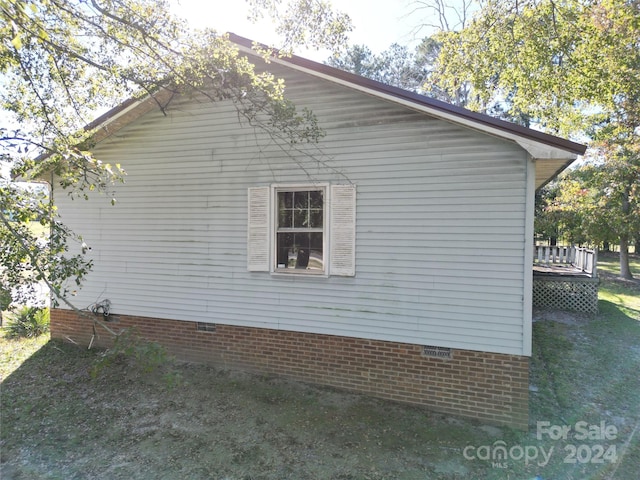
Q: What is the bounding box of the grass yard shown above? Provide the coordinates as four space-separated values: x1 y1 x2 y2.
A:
1 257 639 479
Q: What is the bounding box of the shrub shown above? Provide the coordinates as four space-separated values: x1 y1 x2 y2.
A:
5 307 50 338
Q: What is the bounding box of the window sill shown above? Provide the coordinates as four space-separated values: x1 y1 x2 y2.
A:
271 269 328 278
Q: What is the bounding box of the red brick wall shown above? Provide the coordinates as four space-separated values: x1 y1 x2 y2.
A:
51 309 529 429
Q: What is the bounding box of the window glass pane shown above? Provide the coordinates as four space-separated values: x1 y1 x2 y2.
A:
308 248 323 270
279 209 292 229
276 232 295 268
309 190 323 209
310 232 323 249
276 232 323 270
293 208 309 228
309 209 323 228
279 191 293 210
306 231 323 270
293 191 308 209
278 192 295 229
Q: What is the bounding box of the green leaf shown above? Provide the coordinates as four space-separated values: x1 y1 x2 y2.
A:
11 35 22 50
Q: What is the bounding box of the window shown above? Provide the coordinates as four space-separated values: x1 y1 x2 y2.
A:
247 184 355 276
276 189 325 272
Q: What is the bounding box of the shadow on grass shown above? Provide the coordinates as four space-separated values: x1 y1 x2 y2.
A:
599 298 640 323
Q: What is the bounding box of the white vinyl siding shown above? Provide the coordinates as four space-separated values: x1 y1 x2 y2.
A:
54 64 532 356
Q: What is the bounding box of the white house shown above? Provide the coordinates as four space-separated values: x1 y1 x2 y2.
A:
50 34 586 428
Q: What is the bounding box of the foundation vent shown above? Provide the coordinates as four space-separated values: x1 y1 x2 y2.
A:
422 345 452 359
196 322 216 333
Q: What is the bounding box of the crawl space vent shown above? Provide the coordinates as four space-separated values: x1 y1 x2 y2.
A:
422 345 452 359
196 322 216 333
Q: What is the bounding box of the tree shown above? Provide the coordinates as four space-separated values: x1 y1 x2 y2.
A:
325 0 478 105
0 0 352 313
535 182 565 246
433 0 640 278
327 42 430 93
573 147 639 278
326 37 470 106
536 168 626 249
327 44 388 81
408 0 474 34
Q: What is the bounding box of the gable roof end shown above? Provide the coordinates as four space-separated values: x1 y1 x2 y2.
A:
71 33 586 189
228 33 586 157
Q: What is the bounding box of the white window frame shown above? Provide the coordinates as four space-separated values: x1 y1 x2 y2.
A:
271 183 328 276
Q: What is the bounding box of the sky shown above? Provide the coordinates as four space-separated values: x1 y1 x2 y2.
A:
169 0 438 60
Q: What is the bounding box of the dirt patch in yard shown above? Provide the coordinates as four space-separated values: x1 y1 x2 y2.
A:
533 308 592 325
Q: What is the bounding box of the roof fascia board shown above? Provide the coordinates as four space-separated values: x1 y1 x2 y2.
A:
26 90 170 180
86 97 144 132
86 88 175 145
514 139 580 160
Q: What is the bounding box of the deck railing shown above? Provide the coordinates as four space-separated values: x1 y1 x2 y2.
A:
534 245 598 277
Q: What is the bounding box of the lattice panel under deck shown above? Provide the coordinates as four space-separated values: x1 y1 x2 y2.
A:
533 277 599 314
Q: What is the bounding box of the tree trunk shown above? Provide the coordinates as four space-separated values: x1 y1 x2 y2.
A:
620 235 633 279
619 186 634 279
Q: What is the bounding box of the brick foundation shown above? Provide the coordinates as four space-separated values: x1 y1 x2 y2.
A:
51 309 529 429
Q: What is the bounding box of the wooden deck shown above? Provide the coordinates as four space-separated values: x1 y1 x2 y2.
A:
533 264 593 278
532 245 599 313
